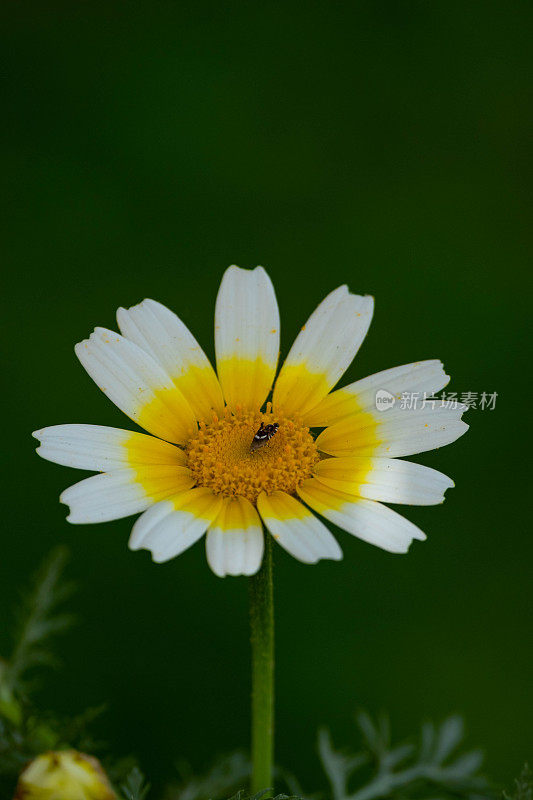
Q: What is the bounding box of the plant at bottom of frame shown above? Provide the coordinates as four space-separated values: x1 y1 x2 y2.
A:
0 547 134 797
318 712 492 800
1 550 516 800
503 764 532 800
160 712 493 800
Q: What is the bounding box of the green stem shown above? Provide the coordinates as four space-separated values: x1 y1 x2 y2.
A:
249 534 275 794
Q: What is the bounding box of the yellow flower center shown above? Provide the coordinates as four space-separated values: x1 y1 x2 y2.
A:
186 406 319 504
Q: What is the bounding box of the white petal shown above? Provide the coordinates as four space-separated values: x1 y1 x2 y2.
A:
146 517 208 563
206 496 264 577
117 298 224 421
305 360 450 426
273 286 374 417
257 490 342 564
316 403 469 458
60 465 193 524
129 488 222 563
214 265 280 410
313 457 454 505
32 424 185 471
129 499 175 550
75 328 197 444
61 470 150 524
298 478 426 554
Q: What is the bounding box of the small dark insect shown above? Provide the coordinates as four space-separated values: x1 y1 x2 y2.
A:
251 421 279 451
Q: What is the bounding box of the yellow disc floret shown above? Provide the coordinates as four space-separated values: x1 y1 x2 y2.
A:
186 406 319 504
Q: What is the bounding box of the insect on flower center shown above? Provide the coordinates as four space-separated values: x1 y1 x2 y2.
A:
186 406 319 504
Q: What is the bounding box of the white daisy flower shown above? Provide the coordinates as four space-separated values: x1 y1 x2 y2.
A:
33 266 468 577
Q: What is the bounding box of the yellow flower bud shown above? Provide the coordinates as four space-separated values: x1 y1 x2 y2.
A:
14 750 116 800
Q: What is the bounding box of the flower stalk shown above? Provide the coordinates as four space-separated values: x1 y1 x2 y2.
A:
249 533 275 793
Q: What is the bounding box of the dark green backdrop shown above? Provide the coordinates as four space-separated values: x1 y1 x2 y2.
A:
2 1 531 791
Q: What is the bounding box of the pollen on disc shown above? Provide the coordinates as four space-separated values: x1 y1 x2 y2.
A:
186 408 319 504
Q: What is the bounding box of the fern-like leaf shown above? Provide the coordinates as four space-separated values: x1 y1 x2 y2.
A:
121 765 151 800
319 713 492 800
4 546 74 694
504 765 532 800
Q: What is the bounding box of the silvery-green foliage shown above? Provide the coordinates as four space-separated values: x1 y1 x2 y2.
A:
318 712 491 800
234 792 300 800
228 791 299 800
3 546 74 695
0 548 102 794
165 753 304 800
0 549 72 791
504 765 532 800
165 753 252 800
162 713 494 800
0 549 522 800
122 766 151 800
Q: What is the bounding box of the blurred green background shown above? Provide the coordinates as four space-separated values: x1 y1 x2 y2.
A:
2 1 531 792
